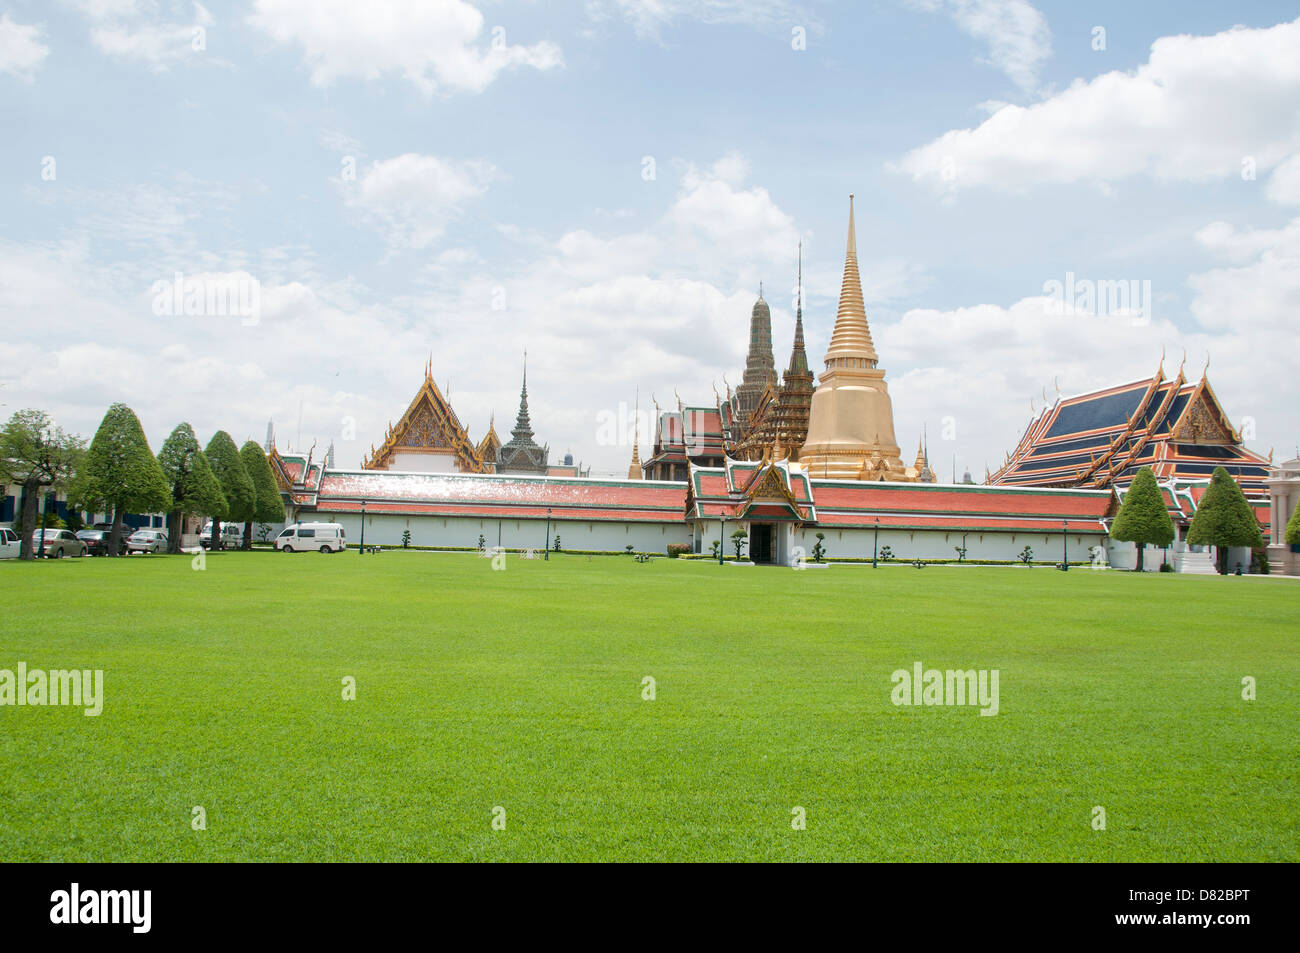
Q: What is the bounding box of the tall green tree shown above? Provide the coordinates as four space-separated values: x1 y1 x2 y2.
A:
1110 467 1176 571
1286 499 1300 547
68 403 170 556
1187 466 1264 574
239 440 285 550
158 423 228 553
204 431 254 549
0 409 84 560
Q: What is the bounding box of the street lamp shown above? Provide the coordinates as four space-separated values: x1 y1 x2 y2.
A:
359 500 366 555
718 512 725 565
1060 519 1069 571
38 491 48 559
872 517 880 569
544 507 552 561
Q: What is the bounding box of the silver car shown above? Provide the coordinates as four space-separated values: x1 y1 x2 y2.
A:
126 529 168 554
29 529 88 558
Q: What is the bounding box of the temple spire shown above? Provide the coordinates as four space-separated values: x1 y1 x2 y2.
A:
824 193 878 368
512 355 533 440
787 240 810 379
628 388 643 479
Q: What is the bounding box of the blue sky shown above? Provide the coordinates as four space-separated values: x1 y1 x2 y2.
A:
2 0 1298 477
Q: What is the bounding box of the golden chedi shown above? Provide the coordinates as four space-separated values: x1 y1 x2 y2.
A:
799 195 911 481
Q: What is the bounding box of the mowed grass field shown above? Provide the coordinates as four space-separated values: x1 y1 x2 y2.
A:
1 551 1296 862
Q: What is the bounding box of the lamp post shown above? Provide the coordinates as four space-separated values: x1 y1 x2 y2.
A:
961 532 969 562
544 507 551 561
718 513 725 565
38 491 48 559
1060 519 1069 571
872 517 880 569
359 500 366 555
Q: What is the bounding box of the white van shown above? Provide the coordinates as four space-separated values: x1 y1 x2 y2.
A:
275 522 347 553
200 521 245 550
0 527 22 559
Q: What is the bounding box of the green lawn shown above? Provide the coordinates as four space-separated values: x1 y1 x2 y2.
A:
1 551 1296 862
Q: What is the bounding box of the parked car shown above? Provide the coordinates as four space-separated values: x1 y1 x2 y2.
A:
126 529 168 554
0 527 21 559
28 529 88 558
76 528 125 556
275 522 347 553
199 521 245 550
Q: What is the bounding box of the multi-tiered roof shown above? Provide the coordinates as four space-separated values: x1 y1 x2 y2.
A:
991 358 1271 505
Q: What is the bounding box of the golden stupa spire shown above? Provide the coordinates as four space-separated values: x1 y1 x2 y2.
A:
823 194 878 369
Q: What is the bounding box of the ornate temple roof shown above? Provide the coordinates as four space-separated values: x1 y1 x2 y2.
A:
361 358 487 473
991 359 1271 505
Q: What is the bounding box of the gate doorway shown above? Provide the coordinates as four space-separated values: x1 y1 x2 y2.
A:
749 523 773 564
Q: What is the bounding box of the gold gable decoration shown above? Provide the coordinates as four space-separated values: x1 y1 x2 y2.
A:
1170 378 1238 446
362 363 487 472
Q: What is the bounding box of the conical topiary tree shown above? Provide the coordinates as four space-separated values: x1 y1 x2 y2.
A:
204 431 255 550
157 423 228 553
239 440 285 549
1110 467 1175 571
69 403 171 555
1286 499 1300 547
1187 466 1264 573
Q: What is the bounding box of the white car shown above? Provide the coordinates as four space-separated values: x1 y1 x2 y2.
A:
0 527 21 559
275 522 347 553
126 529 168 554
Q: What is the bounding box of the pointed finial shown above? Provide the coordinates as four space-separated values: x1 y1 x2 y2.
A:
759 280 763 299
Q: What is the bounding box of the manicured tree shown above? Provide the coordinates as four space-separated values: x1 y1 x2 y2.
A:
204 431 255 550
0 409 84 560
1110 467 1175 572
239 440 285 550
731 528 748 560
158 424 228 554
1187 466 1264 574
1286 500 1300 546
69 403 170 556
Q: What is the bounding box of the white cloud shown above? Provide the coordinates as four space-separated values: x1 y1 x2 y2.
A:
247 0 562 96
908 0 1051 95
1266 154 1300 206
87 1 213 71
0 14 50 81
343 153 496 250
894 17 1300 191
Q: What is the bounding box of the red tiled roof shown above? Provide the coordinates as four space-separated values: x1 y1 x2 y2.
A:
315 470 685 521
315 500 677 522
809 481 1115 520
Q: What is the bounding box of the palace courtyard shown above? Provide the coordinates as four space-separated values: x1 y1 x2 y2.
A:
1 552 1295 862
